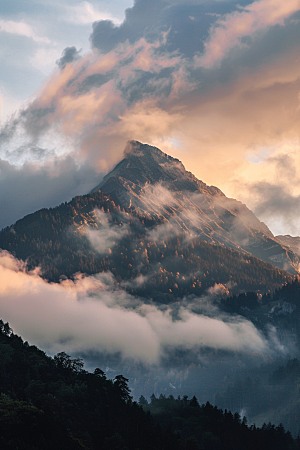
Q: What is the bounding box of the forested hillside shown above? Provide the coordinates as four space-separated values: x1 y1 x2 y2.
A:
221 279 300 342
0 190 293 299
0 320 298 450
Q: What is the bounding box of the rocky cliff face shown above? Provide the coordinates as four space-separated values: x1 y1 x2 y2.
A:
91 140 299 274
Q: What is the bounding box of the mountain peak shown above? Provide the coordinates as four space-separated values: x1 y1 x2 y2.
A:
91 140 219 197
123 140 160 157
123 140 185 171
88 141 300 275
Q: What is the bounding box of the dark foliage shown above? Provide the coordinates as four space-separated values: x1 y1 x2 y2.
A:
220 279 300 348
143 394 297 450
0 320 298 449
0 319 174 450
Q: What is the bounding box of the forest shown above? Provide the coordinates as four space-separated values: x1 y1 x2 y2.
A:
0 191 293 299
0 319 298 450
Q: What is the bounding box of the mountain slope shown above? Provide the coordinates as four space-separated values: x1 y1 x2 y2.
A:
276 235 300 258
0 190 293 298
0 140 296 298
91 141 299 274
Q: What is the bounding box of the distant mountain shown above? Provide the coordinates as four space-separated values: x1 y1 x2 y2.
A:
0 141 296 298
276 235 300 258
92 140 299 274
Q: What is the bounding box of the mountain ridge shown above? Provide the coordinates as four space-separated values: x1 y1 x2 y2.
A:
91 141 299 274
0 140 297 297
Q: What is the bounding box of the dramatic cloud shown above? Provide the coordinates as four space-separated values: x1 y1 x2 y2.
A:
198 0 300 67
90 0 168 53
234 149 300 235
251 182 300 236
0 156 102 230
1 0 300 235
56 46 81 69
0 251 284 365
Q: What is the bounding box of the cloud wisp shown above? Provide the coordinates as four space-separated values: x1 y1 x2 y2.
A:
86 209 129 254
64 1 122 26
198 0 300 68
0 19 51 44
0 250 289 366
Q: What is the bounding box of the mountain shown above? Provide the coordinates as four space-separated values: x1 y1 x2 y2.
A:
0 140 296 298
92 140 299 274
0 190 291 298
275 235 300 258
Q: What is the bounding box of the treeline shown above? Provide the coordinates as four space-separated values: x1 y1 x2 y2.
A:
140 393 298 450
215 357 300 438
220 279 300 343
0 320 298 449
0 319 173 450
0 191 292 298
221 279 300 313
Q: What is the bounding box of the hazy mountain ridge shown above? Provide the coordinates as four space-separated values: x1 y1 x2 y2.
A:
275 235 300 258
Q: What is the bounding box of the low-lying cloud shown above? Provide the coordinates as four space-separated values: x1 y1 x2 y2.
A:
86 209 129 254
0 251 288 366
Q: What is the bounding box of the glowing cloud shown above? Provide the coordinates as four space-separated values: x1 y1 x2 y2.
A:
0 251 279 364
198 0 300 67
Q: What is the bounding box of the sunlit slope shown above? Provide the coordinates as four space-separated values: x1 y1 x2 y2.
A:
91 141 300 274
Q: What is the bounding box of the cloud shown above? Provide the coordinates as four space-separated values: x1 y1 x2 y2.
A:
197 0 300 68
1 0 300 236
90 0 168 53
89 0 233 57
86 209 129 254
56 46 82 69
0 250 283 365
0 19 51 44
65 1 122 26
252 182 300 236
232 149 300 235
0 156 103 230
0 35 187 172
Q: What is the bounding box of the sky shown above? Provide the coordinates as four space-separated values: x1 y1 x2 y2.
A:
0 0 299 385
1 0 300 235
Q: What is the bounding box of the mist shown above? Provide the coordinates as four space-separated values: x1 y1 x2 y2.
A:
0 249 296 401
